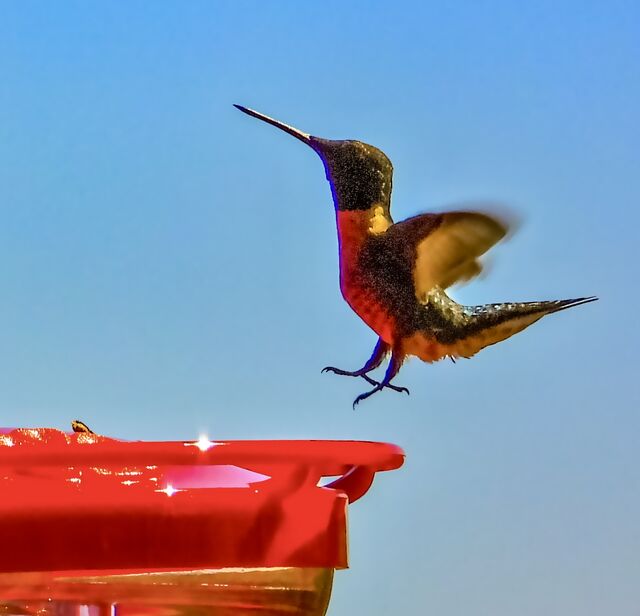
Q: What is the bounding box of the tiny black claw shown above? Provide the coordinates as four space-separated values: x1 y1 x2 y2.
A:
352 396 365 410
385 383 410 395
352 388 381 408
322 366 348 375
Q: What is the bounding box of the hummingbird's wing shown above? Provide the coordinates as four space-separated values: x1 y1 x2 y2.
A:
391 211 509 298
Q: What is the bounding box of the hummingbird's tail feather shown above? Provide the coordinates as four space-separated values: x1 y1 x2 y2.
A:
541 296 599 314
407 288 598 362
448 295 598 359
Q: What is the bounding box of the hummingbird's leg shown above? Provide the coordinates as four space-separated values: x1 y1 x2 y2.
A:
322 338 387 376
352 351 407 409
322 338 409 394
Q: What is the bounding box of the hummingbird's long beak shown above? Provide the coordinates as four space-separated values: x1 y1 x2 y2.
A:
234 104 313 145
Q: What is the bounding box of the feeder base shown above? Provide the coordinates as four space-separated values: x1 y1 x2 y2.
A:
0 567 334 616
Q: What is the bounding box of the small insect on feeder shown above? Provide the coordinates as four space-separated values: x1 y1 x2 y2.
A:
0 427 404 615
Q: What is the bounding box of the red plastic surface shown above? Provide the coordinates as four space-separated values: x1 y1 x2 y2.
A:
0 428 404 574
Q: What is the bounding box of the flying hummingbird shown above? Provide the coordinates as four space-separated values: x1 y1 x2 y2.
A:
234 105 596 408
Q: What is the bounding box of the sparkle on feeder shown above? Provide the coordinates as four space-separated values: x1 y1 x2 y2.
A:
156 484 180 497
186 434 215 452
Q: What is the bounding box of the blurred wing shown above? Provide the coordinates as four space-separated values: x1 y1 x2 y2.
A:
393 211 509 298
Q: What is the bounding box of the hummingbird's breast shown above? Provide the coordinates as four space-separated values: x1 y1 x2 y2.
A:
335 209 407 344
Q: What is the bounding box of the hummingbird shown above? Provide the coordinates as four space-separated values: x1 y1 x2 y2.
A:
234 105 596 408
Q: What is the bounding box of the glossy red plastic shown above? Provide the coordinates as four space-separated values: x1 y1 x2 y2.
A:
0 428 404 574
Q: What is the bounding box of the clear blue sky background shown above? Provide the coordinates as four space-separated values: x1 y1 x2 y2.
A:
1 2 638 614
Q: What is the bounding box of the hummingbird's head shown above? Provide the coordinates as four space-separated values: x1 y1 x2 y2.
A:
234 105 393 212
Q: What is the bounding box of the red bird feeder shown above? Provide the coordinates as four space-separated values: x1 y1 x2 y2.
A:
0 427 404 615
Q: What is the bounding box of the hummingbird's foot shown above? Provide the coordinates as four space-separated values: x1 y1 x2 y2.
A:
322 366 409 395
351 350 407 408
321 365 362 377
352 385 384 408
361 374 409 395
353 381 411 408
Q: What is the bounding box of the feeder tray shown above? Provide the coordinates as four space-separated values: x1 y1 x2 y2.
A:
0 428 404 615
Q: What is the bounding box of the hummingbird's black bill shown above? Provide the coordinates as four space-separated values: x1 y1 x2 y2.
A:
234 104 313 145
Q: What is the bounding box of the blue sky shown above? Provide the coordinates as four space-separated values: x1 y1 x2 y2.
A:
0 2 638 614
